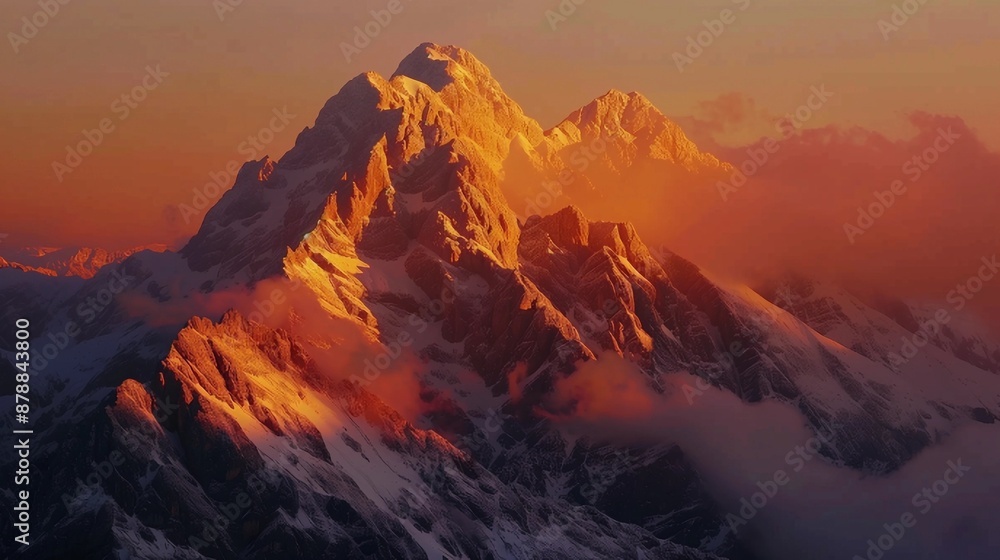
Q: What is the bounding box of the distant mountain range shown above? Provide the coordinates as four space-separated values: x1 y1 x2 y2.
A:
1 43 997 560
0 245 167 279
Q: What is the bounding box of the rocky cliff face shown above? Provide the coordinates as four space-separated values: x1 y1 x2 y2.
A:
1 44 998 560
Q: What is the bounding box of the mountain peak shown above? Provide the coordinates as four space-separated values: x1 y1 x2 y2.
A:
392 42 495 92
597 89 654 107
565 89 661 135
390 42 545 153
549 88 728 171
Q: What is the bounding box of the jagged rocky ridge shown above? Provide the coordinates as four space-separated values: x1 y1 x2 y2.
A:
1 43 998 559
0 245 168 279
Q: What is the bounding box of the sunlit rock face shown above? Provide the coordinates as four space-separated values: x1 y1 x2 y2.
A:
2 43 998 560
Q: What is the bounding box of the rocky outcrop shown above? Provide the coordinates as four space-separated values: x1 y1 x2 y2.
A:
4 42 1000 560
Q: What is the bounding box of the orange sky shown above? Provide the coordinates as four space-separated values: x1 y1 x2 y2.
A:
1 0 997 249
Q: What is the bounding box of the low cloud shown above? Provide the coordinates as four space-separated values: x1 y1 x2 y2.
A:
540 353 658 427
121 274 434 422
669 106 1000 334
538 355 1000 560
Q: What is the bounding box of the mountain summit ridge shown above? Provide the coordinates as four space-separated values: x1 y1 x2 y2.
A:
3 43 999 560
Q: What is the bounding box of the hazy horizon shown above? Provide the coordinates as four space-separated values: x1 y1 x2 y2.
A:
2 0 999 250
3 5 999 559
